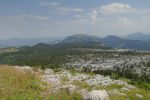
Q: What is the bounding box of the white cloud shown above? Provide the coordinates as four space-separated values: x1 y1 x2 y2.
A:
39 1 83 14
74 15 84 18
74 8 83 12
21 15 49 20
39 1 60 6
50 7 84 15
90 10 98 21
100 2 135 15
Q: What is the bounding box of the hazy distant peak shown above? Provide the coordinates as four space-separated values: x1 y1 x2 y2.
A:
126 32 150 41
127 32 145 37
104 35 125 41
68 34 97 38
62 34 101 43
105 35 121 38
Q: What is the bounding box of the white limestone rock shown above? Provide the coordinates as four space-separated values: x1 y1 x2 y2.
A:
136 94 143 99
62 84 78 94
83 90 109 100
108 89 127 96
14 66 33 72
113 80 128 86
71 74 90 81
78 89 89 98
121 87 130 91
121 85 136 91
126 85 136 89
44 69 54 75
42 75 60 87
86 75 113 86
59 70 73 80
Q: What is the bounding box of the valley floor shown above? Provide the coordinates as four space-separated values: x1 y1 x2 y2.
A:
0 65 150 100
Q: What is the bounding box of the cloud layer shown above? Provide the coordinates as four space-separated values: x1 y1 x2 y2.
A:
0 1 150 39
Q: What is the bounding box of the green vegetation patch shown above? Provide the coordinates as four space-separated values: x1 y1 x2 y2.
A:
73 80 92 90
0 66 46 100
96 84 124 91
46 89 82 100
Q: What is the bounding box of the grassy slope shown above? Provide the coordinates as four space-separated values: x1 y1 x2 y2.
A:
0 65 45 100
0 65 150 100
0 65 82 100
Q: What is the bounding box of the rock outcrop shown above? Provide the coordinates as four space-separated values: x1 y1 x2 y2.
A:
83 90 109 100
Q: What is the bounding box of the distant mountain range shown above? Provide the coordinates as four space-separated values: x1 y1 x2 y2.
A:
126 32 150 42
1 32 150 50
0 37 61 48
101 35 150 50
61 34 150 50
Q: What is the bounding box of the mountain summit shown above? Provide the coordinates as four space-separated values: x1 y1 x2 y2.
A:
62 34 101 43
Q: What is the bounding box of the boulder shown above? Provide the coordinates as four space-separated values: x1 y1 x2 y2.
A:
23 66 32 71
126 85 136 89
44 69 54 75
42 75 60 87
121 87 130 91
108 89 126 96
136 94 143 99
78 89 89 96
113 80 128 86
83 90 109 100
14 66 33 72
71 74 90 81
121 85 135 91
62 84 78 94
59 70 73 80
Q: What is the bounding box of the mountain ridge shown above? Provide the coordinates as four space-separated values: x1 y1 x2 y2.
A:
126 32 150 42
1 33 150 50
62 34 150 50
62 34 101 43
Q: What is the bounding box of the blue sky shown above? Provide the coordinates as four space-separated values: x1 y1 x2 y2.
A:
0 0 150 39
